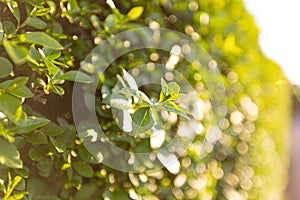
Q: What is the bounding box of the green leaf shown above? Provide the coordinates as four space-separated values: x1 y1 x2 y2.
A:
118 88 152 105
10 175 22 191
161 78 168 96
43 56 58 76
2 21 16 36
28 148 44 161
122 69 138 89
30 7 51 16
50 137 66 153
37 196 61 200
159 78 183 102
42 47 61 60
7 191 28 200
9 85 34 98
26 132 48 144
7 1 21 25
168 81 180 94
75 182 98 200
127 6 144 20
0 139 22 168
78 146 98 164
111 98 133 110
0 93 21 120
14 167 30 178
22 32 63 50
0 57 13 78
104 94 133 110
72 162 94 178
3 39 27 65
7 77 29 89
27 178 46 200
0 21 3 41
9 117 50 134
2 21 16 38
23 17 47 29
0 76 34 98
55 71 93 83
102 190 130 200
132 108 154 135
48 83 65 96
41 122 64 136
155 102 192 120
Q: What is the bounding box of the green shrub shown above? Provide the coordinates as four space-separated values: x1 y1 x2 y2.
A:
0 0 290 199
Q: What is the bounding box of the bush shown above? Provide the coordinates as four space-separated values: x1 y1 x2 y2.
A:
0 0 290 199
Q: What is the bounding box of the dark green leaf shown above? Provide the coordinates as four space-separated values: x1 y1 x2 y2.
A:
72 162 94 178
22 32 63 50
50 137 66 153
132 108 154 135
127 6 144 20
26 132 48 144
0 57 13 78
55 71 93 83
75 182 98 200
37 196 61 200
28 148 44 161
23 17 47 29
14 167 29 178
2 21 16 36
0 139 22 168
78 145 98 164
102 190 130 200
42 122 64 136
27 178 46 200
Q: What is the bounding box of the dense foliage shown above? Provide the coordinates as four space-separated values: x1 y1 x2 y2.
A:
0 0 290 199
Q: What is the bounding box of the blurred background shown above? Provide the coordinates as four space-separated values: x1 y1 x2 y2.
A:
244 1 300 199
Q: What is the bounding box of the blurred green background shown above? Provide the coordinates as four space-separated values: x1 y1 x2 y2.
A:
0 0 294 199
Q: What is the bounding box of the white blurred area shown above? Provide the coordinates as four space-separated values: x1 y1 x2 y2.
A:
244 0 300 85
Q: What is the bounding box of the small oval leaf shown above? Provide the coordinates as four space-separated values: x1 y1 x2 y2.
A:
0 57 13 78
72 162 94 178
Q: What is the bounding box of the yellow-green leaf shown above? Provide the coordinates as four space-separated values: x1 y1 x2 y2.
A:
3 39 27 65
127 6 144 20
